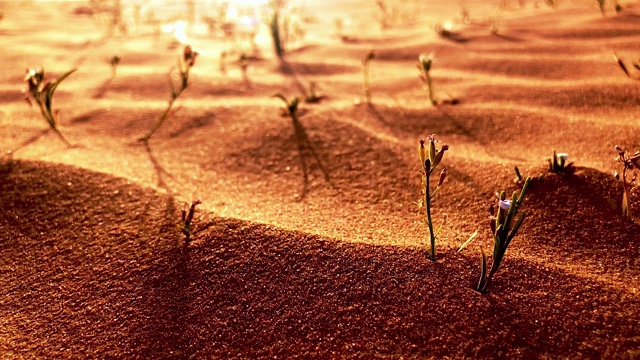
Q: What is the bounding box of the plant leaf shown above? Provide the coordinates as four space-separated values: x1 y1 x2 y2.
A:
476 248 487 292
458 230 478 252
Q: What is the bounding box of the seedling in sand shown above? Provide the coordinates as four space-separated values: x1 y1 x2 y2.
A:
24 67 77 147
614 53 640 81
418 135 448 261
274 93 302 121
548 150 575 175
110 55 120 78
476 177 531 293
614 145 639 220
362 50 375 105
140 45 198 142
514 166 543 185
305 82 324 104
180 200 201 245
417 53 437 106
264 0 286 59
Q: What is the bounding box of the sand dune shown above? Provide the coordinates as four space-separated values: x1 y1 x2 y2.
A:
1 0 639 357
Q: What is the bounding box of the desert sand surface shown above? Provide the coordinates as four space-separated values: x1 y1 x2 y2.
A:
1 0 639 358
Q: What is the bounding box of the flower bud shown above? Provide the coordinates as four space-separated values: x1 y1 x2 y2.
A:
419 139 427 164
438 168 447 186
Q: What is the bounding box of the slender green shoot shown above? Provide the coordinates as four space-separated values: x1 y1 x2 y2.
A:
418 135 448 261
24 67 77 147
180 199 201 245
363 50 376 105
417 53 437 106
614 145 639 220
274 93 302 122
476 177 531 293
140 45 198 142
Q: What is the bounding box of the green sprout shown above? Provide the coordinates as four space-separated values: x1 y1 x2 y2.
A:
476 177 531 294
514 166 544 185
418 135 448 261
140 45 198 142
614 145 639 220
274 93 302 121
305 82 324 103
239 53 251 89
417 53 437 106
110 55 121 79
548 150 575 175
180 199 201 245
362 50 376 105
264 0 286 59
24 67 77 147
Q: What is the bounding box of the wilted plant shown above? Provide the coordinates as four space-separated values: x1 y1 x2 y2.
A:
548 150 575 174
614 145 639 220
418 135 448 261
180 199 201 245
140 45 198 142
362 50 376 105
24 67 77 147
476 177 531 293
417 53 437 106
274 93 302 121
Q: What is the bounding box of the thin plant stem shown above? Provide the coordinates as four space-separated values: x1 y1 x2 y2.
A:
140 78 185 142
425 164 436 261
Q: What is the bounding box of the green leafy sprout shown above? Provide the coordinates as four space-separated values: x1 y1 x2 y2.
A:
614 145 639 220
418 135 448 261
548 150 575 175
417 53 437 106
362 50 376 105
476 176 531 294
180 199 202 245
140 45 198 142
24 67 77 147
274 93 302 122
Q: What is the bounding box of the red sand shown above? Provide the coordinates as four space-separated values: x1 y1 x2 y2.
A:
1 0 639 358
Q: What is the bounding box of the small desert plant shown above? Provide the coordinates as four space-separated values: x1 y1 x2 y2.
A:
305 82 324 103
417 53 437 106
239 54 251 88
418 135 448 261
274 93 302 121
548 150 575 174
24 67 77 147
110 55 120 78
514 166 543 185
180 199 201 245
264 0 286 58
362 50 376 105
140 45 198 142
476 176 531 293
614 145 639 220
614 53 640 81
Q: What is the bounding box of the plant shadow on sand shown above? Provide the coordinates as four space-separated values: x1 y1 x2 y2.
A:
0 160 638 358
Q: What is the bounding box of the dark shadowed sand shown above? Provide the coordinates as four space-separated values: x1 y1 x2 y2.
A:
1 0 639 358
